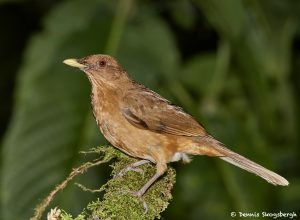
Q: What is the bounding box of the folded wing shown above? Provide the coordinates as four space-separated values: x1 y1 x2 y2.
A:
121 85 207 137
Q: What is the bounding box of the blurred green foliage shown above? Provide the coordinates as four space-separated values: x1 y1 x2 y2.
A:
0 0 299 219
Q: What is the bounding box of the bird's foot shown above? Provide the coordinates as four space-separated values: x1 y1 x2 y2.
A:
114 160 149 178
114 166 143 178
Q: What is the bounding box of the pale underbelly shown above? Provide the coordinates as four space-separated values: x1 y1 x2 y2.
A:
99 119 189 163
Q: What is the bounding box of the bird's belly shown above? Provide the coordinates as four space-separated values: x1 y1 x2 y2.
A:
99 117 177 163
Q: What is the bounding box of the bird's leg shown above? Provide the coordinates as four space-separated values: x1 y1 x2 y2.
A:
130 163 167 212
114 159 150 178
132 172 162 197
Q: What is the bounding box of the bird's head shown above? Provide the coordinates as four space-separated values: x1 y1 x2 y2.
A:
63 54 129 87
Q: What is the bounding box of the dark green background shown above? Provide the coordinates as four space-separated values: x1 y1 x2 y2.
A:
0 0 299 219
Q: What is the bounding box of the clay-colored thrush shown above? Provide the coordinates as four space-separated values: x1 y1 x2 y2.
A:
63 54 288 198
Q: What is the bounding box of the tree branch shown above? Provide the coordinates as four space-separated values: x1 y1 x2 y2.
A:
31 146 176 220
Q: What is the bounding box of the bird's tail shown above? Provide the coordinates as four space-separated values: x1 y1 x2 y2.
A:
187 136 289 186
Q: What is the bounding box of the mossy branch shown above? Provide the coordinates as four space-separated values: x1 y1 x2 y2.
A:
31 146 176 220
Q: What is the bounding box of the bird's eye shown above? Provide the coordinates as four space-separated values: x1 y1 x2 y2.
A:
98 60 106 67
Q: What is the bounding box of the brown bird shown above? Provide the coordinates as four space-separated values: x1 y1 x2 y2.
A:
63 54 288 198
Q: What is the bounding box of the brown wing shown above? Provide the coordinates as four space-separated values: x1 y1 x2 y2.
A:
120 86 207 137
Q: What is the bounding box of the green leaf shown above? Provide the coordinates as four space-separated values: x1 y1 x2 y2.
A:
117 12 179 85
1 1 112 219
195 0 245 39
196 0 297 140
180 53 217 95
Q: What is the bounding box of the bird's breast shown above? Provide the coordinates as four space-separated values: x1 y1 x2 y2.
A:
91 88 138 156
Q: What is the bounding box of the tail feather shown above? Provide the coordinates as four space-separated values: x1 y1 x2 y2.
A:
216 144 289 186
187 137 289 186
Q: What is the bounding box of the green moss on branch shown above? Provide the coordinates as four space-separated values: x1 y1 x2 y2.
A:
42 146 176 220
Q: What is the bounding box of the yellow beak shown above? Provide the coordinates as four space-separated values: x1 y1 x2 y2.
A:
63 58 86 68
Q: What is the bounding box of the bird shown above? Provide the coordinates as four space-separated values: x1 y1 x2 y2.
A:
63 54 288 198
